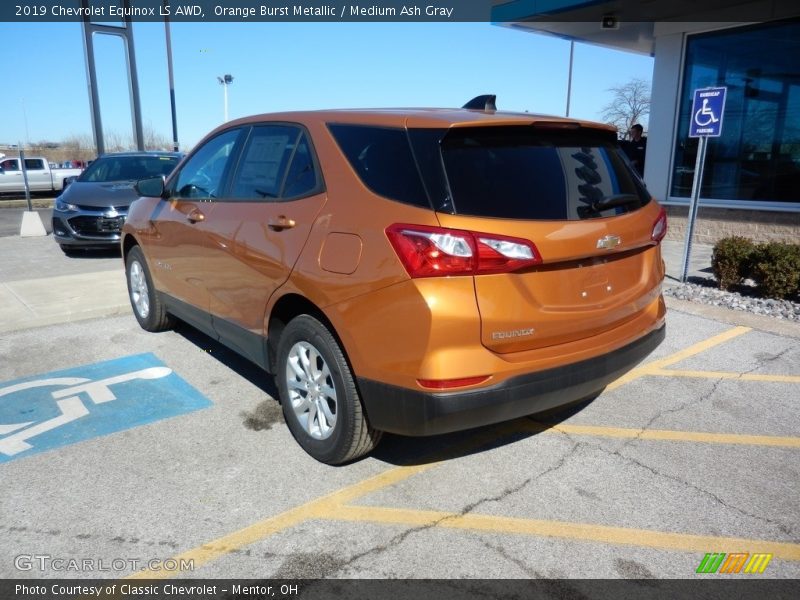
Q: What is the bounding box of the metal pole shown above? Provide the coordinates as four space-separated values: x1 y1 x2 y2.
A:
566 41 574 117
19 145 32 212
81 14 105 155
164 8 179 151
680 136 708 283
122 3 145 151
21 99 30 145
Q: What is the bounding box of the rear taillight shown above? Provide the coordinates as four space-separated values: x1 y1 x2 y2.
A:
386 224 541 278
651 207 667 243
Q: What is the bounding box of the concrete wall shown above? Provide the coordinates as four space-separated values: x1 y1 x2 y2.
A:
664 205 800 245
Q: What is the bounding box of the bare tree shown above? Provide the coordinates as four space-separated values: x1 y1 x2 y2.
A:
601 78 651 139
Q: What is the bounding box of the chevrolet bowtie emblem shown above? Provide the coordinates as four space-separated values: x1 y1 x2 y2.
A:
596 235 621 250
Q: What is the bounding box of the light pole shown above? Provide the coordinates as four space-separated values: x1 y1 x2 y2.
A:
217 74 233 122
565 41 574 117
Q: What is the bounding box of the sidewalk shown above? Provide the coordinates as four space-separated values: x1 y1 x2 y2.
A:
0 235 129 334
660 238 714 284
0 233 717 334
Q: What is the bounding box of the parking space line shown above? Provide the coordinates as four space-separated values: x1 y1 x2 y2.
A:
324 505 800 561
127 325 790 579
127 424 520 579
522 421 800 448
607 326 751 391
126 463 436 579
650 369 800 384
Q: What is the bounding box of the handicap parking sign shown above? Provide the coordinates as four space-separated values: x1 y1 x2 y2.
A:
689 87 727 137
0 353 212 463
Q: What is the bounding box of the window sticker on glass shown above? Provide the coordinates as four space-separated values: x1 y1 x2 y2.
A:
233 130 292 199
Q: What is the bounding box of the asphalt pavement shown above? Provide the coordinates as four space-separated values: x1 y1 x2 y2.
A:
1 202 799 583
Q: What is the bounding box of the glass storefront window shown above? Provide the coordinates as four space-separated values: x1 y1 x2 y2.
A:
671 19 800 204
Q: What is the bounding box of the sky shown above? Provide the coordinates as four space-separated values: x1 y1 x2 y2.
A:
0 21 653 151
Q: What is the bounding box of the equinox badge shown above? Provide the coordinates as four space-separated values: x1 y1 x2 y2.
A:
596 235 621 250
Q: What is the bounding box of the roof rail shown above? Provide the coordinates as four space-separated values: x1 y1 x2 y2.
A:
462 95 497 112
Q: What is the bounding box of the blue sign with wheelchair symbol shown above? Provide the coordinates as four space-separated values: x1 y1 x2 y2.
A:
0 353 212 463
690 87 727 137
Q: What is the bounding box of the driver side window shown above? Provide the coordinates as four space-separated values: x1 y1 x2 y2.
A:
172 129 241 199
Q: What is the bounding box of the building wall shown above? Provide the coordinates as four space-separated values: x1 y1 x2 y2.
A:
664 205 800 245
643 30 684 203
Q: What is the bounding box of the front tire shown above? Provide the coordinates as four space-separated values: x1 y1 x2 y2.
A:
277 315 381 464
125 246 174 332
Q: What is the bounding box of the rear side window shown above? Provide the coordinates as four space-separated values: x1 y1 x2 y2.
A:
24 159 45 170
440 127 651 220
328 124 429 208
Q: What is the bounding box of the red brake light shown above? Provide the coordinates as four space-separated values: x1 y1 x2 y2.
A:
386 224 541 278
651 207 667 243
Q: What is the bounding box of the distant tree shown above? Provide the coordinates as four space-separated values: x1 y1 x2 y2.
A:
601 78 651 139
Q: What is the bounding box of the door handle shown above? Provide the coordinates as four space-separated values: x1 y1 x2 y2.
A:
186 208 205 223
268 215 296 231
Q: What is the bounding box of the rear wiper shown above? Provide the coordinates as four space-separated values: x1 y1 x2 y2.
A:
577 194 642 219
590 194 641 212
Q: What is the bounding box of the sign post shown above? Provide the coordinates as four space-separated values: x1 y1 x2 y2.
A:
18 146 32 212
681 86 727 282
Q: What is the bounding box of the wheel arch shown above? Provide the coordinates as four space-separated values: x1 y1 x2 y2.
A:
121 233 140 261
266 293 346 375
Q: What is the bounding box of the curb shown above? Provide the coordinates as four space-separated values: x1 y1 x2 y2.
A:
0 304 131 335
0 198 55 209
664 295 800 339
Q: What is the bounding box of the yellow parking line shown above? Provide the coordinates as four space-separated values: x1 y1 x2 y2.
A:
127 424 521 579
523 421 800 448
127 324 777 579
126 463 436 579
607 326 751 391
651 369 800 384
325 505 800 561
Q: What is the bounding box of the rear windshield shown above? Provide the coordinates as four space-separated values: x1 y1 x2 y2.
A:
78 155 180 183
436 127 650 220
329 123 650 220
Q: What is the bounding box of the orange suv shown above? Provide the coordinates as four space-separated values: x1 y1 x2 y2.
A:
122 96 666 464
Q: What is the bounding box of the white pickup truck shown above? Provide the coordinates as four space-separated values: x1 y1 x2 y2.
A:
0 156 83 194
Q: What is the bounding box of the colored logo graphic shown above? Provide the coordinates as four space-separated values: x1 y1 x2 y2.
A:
696 552 772 574
0 353 212 463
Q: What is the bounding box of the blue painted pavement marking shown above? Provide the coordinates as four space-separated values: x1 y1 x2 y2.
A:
0 353 212 463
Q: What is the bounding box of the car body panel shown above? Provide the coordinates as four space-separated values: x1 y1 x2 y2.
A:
122 106 666 442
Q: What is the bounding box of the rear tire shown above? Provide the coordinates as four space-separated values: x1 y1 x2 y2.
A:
277 315 381 464
125 245 174 332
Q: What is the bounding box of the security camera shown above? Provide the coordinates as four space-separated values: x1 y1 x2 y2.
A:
601 15 619 29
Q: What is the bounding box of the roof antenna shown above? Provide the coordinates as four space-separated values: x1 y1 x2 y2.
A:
463 95 497 112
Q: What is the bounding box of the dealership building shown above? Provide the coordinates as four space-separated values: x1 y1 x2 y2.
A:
493 1 799 243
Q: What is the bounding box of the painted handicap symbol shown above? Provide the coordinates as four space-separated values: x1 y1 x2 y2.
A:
694 98 720 127
0 367 171 457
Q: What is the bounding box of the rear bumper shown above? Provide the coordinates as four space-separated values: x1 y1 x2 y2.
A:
358 324 665 436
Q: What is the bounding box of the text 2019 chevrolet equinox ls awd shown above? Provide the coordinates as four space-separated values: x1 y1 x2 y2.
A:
121 97 666 464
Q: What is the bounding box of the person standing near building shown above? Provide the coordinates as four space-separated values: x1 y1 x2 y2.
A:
623 124 647 177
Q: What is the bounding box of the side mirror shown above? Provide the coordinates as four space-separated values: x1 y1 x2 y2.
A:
135 176 166 198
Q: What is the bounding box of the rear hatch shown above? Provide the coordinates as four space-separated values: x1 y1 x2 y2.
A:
409 124 666 353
